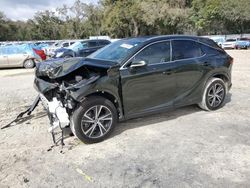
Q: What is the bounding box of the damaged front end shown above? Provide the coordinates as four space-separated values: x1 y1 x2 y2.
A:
34 57 118 144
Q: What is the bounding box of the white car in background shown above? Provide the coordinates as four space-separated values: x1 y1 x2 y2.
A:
222 39 237 49
43 41 76 56
210 37 225 47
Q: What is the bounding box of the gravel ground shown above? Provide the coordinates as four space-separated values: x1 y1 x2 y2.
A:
0 50 250 188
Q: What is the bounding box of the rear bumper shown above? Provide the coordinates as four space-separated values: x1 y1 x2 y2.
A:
228 83 232 91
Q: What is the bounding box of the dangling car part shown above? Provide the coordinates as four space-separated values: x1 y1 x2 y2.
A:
34 36 233 144
1 95 40 130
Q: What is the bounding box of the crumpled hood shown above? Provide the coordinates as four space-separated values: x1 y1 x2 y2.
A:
35 57 118 79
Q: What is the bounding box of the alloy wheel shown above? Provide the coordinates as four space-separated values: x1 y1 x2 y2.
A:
207 83 225 108
81 105 113 139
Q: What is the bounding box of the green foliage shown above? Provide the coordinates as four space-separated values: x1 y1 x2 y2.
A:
191 0 250 34
0 0 250 41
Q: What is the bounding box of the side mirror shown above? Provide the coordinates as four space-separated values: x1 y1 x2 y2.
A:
130 60 147 68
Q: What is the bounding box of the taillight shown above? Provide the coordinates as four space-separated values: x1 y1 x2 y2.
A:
229 57 234 64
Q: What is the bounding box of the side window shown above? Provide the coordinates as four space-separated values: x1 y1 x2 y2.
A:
172 40 203 61
62 43 69 47
70 42 75 45
133 41 170 65
88 41 98 48
99 40 110 46
81 42 88 49
2 47 23 55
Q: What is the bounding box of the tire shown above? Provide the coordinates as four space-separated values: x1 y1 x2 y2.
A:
71 96 118 143
198 78 227 111
23 59 35 69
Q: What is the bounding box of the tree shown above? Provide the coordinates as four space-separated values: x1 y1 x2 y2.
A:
32 10 63 40
1 0 250 41
220 0 250 34
140 0 191 34
101 0 144 37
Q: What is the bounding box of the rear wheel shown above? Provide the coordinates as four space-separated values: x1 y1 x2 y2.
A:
198 78 226 111
71 96 118 143
23 59 35 69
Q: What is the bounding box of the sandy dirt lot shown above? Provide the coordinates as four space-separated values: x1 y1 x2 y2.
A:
0 50 250 188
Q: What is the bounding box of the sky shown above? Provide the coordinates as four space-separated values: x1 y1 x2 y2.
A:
0 0 99 21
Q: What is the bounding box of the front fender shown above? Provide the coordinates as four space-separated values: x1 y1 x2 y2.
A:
69 75 121 106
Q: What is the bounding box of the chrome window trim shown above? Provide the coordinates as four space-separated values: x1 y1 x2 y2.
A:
120 38 208 70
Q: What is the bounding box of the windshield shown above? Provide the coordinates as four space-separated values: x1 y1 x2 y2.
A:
88 38 144 63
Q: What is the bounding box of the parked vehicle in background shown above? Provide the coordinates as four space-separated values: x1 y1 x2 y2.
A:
0 44 44 68
53 39 111 58
222 39 237 49
34 35 233 143
235 38 250 49
33 48 46 61
44 41 76 56
210 37 225 47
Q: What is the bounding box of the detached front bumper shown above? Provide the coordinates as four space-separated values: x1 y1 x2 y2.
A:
40 94 70 133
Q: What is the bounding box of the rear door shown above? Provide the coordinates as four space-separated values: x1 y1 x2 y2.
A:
8 47 29 67
171 39 206 106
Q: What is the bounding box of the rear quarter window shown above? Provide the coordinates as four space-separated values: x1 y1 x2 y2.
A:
201 44 226 56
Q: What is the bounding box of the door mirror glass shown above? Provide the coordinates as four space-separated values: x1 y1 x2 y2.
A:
130 60 147 68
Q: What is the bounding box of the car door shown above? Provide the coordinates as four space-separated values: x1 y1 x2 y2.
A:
171 39 206 106
120 41 177 117
0 48 9 67
7 47 29 67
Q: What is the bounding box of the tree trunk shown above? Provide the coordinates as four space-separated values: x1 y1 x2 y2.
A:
132 17 139 37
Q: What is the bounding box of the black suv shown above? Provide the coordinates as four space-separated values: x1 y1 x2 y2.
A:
34 35 233 143
53 39 111 58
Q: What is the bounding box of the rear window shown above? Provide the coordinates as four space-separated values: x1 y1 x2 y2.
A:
172 40 203 61
239 38 249 41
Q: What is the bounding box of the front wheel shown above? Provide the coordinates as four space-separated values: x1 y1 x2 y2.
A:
198 78 227 111
71 96 118 143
